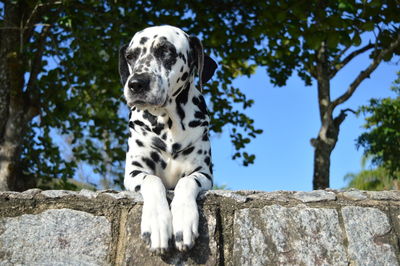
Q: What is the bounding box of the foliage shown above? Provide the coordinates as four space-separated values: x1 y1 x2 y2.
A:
344 157 399 190
1 0 264 189
344 166 397 190
212 183 230 190
357 74 400 179
2 0 400 189
212 0 400 87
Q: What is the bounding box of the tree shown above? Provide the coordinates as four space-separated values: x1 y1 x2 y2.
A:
171 0 400 189
356 73 400 180
0 0 262 191
203 0 400 189
1 1 400 191
344 156 398 190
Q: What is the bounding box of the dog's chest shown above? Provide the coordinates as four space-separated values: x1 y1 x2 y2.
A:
127 108 209 188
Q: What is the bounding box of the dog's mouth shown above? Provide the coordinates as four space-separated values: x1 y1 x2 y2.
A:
127 100 146 107
127 97 166 109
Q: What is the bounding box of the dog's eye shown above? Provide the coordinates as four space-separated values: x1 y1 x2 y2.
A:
154 43 174 59
126 54 136 60
126 48 141 61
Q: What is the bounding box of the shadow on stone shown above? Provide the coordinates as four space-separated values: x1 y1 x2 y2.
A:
160 207 212 265
123 203 218 265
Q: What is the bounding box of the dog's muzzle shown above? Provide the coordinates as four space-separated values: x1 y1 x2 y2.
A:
128 73 151 95
125 72 166 108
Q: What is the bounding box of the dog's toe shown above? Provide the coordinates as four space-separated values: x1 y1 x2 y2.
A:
150 247 170 255
141 232 151 247
174 231 183 242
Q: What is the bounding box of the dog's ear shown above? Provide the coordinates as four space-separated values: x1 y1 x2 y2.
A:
189 36 217 90
119 44 130 86
202 54 218 83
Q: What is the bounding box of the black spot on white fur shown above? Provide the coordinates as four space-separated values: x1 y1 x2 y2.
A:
140 37 149 44
122 26 216 252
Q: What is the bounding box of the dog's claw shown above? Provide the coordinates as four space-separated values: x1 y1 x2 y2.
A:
174 231 183 242
150 247 169 255
141 232 151 247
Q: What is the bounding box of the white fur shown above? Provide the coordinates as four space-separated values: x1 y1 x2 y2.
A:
122 25 214 253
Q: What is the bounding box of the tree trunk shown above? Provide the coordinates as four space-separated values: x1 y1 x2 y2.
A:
312 134 335 189
312 42 337 190
0 2 34 191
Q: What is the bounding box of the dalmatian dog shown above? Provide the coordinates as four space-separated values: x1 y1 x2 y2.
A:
119 25 217 254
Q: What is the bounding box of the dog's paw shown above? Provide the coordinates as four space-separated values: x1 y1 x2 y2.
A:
171 197 199 252
141 198 173 254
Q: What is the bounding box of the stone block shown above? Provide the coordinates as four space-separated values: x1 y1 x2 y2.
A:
121 205 219 265
0 208 111 265
342 206 398 266
203 190 248 203
41 190 77 198
342 190 368 201
366 191 400 201
292 190 336 202
233 204 347 266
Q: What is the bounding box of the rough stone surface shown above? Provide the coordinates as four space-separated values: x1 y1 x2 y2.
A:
366 190 400 201
341 189 368 201
342 206 399 266
233 205 347 266
292 190 336 202
203 190 248 203
122 206 219 265
247 191 292 202
79 189 98 199
41 189 76 198
0 208 111 265
0 189 399 265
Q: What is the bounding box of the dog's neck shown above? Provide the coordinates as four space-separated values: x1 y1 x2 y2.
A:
132 76 209 149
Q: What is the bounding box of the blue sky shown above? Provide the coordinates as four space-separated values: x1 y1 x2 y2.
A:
3 2 397 192
28 18 397 192
211 52 399 192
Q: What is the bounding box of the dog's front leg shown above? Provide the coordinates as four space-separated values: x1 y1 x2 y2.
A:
171 172 212 251
140 175 172 254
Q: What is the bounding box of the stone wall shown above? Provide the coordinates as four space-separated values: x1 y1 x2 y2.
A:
0 189 399 265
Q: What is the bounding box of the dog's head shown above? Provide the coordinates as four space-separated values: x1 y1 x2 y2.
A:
119 25 217 108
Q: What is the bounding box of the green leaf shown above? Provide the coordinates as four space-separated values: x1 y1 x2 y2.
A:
352 34 362 47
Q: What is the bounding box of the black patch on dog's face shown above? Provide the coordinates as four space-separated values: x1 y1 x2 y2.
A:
153 39 178 71
140 37 149 44
126 48 141 62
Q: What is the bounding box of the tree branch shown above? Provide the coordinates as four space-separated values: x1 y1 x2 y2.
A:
333 108 356 128
333 45 351 64
24 25 51 120
330 43 375 79
332 32 400 110
23 1 62 44
24 1 62 30
26 26 50 93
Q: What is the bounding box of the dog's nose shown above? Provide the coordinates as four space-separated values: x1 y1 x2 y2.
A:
128 80 145 93
128 74 150 93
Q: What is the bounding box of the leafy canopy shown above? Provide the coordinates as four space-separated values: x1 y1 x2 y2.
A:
357 72 400 179
344 162 397 190
4 0 400 189
7 0 263 189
